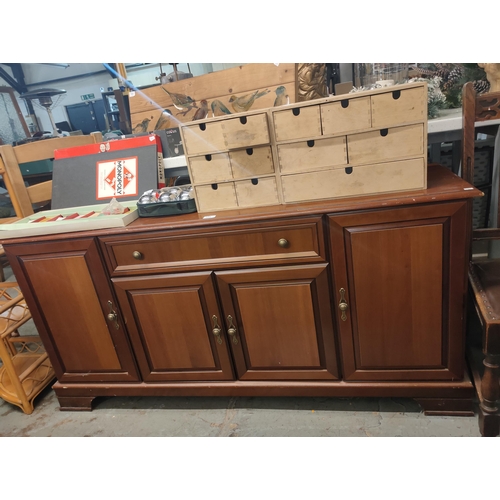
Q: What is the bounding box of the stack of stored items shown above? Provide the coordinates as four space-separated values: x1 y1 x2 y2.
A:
180 81 428 213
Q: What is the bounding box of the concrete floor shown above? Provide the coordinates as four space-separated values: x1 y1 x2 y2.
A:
0 267 483 437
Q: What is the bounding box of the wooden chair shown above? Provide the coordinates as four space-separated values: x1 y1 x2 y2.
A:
0 132 102 222
0 133 102 412
462 81 500 436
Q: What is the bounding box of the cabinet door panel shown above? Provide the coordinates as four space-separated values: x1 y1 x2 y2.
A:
216 264 339 380
112 272 235 381
328 201 469 381
10 239 139 383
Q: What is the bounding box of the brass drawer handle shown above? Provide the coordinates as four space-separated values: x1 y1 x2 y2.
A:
338 288 348 321
278 238 289 248
227 315 238 345
133 251 143 260
212 315 222 345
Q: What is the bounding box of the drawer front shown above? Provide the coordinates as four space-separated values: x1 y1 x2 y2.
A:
195 182 238 212
282 158 426 203
101 218 325 274
321 96 371 135
347 124 423 165
278 136 347 174
273 105 321 142
229 146 275 179
188 152 231 184
235 177 280 208
222 113 270 149
371 87 426 128
182 121 226 155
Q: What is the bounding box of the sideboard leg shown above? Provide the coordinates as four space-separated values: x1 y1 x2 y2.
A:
478 354 500 437
57 395 95 411
414 397 475 416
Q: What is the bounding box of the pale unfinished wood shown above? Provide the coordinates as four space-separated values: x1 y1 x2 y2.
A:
235 177 280 208
129 63 298 128
371 86 426 128
273 105 321 142
277 136 347 174
347 124 424 166
321 96 372 135
230 146 275 179
189 153 232 184
194 183 238 212
281 158 426 203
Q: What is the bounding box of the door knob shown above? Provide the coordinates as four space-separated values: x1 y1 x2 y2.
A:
338 288 348 322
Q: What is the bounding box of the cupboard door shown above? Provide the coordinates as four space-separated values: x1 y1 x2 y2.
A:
216 264 339 381
328 201 470 381
9 238 139 383
112 272 235 381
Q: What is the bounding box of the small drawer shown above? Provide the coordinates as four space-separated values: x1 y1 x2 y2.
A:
371 87 426 128
195 182 238 212
281 158 426 203
235 177 280 208
182 121 226 155
278 137 347 174
222 113 270 149
347 124 424 166
229 146 275 179
101 218 325 275
188 152 231 184
273 105 321 142
321 96 371 135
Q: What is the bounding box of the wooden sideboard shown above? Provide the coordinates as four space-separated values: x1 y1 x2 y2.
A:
2 165 481 414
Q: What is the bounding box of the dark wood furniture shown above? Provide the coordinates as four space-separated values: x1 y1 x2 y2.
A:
462 82 500 436
1 165 481 414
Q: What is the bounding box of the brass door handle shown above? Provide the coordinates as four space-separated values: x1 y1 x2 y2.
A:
212 315 222 345
278 238 289 248
227 315 238 345
133 251 143 260
338 288 348 321
107 301 120 329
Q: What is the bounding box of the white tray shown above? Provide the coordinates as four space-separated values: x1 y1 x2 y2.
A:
0 202 139 240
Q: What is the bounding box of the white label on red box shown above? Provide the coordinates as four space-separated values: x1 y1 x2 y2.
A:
96 156 139 199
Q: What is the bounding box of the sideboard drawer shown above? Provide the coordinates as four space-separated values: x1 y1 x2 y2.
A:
222 113 270 149
100 218 326 275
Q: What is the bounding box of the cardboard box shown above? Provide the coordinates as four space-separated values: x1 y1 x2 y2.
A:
51 135 164 210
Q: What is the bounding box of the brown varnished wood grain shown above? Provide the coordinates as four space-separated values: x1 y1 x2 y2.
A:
6 238 139 383
112 272 234 382
329 201 469 381
216 264 339 381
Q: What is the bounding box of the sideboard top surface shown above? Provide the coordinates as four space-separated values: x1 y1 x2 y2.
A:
0 165 482 245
